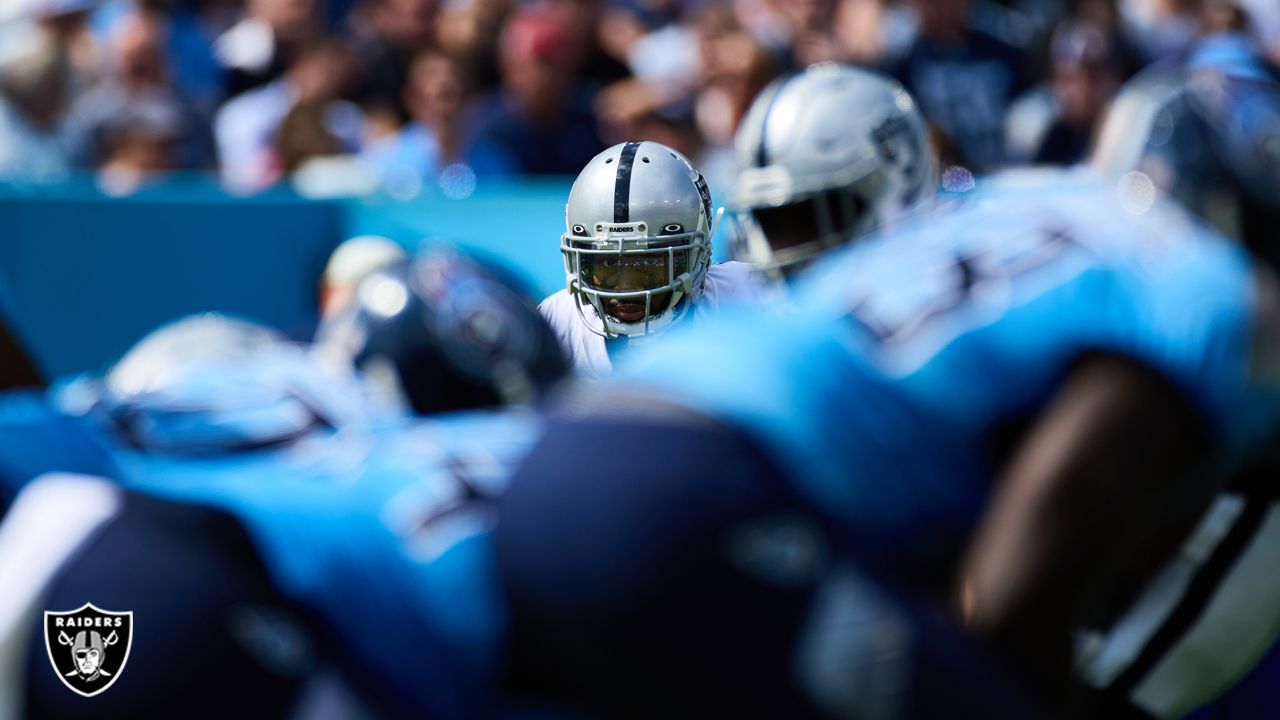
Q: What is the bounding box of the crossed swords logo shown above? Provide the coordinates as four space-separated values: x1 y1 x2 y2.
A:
56 629 119 679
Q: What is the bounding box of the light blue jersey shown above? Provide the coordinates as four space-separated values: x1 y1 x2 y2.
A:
106 408 541 718
0 391 121 511
616 173 1278 575
27 344 544 718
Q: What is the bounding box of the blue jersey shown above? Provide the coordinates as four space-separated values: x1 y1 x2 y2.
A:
26 344 543 717
102 408 540 718
615 173 1278 577
0 391 121 511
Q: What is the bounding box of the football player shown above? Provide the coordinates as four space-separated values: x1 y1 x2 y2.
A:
494 170 1280 717
727 63 935 281
538 140 763 376
1064 29 1280 719
0 248 569 719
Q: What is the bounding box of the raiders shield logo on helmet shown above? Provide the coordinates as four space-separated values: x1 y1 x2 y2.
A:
44 603 133 697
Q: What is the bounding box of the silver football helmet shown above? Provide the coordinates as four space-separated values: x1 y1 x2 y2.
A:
561 141 714 338
1091 36 1280 261
729 64 934 278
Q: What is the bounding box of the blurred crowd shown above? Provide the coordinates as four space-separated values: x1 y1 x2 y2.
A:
0 0 1276 196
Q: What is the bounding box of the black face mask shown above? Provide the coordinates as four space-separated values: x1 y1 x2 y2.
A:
751 188 868 255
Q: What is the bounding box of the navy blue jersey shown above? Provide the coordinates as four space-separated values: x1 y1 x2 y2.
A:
614 172 1279 575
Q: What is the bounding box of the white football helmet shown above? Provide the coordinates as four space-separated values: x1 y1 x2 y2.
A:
730 64 934 278
561 141 714 338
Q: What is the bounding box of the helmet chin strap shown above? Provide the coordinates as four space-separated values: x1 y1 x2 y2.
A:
710 206 725 244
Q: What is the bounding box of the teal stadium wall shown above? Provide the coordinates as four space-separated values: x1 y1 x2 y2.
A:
0 176 578 379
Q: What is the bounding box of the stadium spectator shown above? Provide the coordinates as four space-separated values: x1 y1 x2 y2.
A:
1005 19 1128 165
770 0 851 66
887 0 1034 171
0 0 1265 197
1037 21 1127 164
1121 0 1205 62
214 0 323 96
360 47 513 191
592 3 700 148
541 0 629 90
93 95 187 194
275 99 352 173
70 8 214 171
0 10 87 180
433 0 511 93
214 37 363 191
346 0 438 133
692 6 779 189
468 5 606 176
1237 0 1280 63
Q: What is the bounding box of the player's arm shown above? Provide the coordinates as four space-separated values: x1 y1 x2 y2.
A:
960 352 1215 705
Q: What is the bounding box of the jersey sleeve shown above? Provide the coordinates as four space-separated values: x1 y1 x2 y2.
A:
0 391 121 510
539 288 611 376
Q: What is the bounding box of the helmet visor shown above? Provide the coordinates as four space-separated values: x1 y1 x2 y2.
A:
561 228 709 336
582 250 689 321
580 250 690 293
752 187 868 255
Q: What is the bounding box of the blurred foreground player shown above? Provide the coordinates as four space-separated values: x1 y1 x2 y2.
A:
316 234 408 321
0 306 119 519
727 64 935 281
496 171 1280 717
1093 30 1280 268
538 141 762 376
315 247 567 415
0 248 569 719
1064 30 1280 719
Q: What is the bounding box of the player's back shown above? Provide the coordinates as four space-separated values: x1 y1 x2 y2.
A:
0 391 121 514
52 332 544 718
105 406 542 718
617 171 1272 582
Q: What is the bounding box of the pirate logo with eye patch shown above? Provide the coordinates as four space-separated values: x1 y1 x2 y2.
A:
45 603 133 697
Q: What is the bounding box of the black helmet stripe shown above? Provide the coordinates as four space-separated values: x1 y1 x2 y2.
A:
755 72 799 168
613 141 642 222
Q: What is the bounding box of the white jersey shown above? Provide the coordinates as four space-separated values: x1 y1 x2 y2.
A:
539 261 767 377
1076 487 1280 718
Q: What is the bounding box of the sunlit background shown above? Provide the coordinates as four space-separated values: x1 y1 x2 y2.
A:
0 0 1275 371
